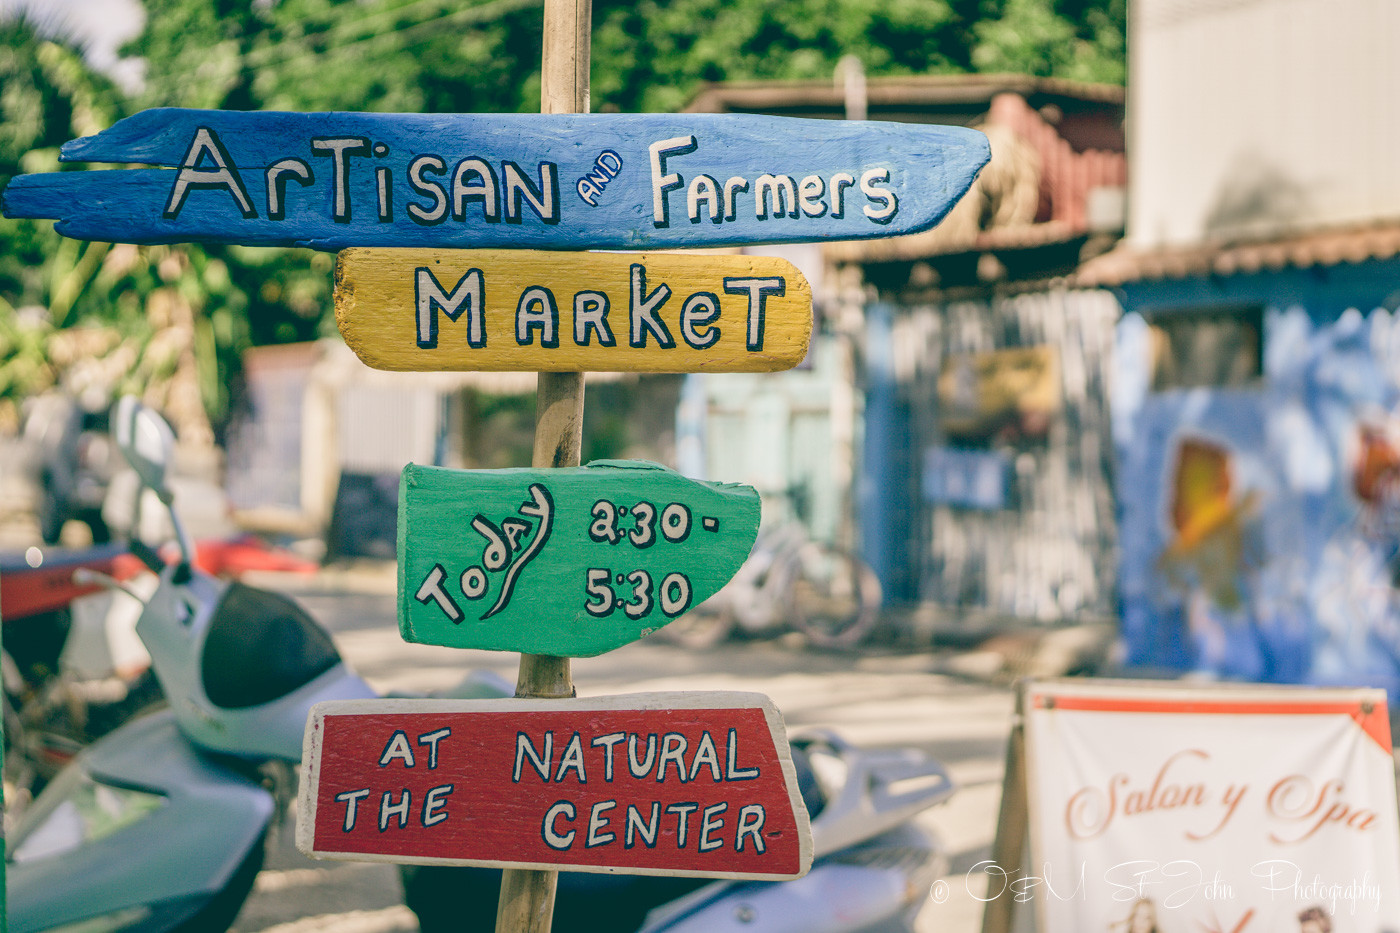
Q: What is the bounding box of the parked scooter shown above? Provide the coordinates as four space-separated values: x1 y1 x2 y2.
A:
1 487 317 817
7 397 955 933
7 397 385 933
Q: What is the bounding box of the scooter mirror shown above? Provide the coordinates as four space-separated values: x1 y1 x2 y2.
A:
114 396 175 499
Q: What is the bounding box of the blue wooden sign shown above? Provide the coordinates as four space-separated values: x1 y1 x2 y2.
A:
1 109 989 251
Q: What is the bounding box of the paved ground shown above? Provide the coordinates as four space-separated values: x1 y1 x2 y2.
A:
227 567 1017 933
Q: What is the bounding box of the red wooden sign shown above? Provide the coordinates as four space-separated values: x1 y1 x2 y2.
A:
296 692 812 880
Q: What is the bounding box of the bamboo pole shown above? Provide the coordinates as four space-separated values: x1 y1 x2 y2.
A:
980 686 1029 933
494 2 591 931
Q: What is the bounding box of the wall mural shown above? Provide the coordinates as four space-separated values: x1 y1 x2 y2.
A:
936 345 1060 444
1118 307 1400 694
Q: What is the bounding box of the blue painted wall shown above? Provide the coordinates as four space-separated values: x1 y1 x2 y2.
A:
860 303 901 602
1115 258 1400 694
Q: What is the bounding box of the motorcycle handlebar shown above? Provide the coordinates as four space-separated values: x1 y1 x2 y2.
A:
72 566 146 602
125 538 193 584
129 538 164 574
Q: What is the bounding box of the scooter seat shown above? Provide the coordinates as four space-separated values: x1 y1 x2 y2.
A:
201 583 341 709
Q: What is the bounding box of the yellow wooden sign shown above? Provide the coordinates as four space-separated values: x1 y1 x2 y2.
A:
335 248 812 373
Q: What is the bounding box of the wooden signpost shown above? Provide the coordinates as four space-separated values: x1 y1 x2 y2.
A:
398 460 760 656
297 692 812 880
1 108 990 251
336 248 811 372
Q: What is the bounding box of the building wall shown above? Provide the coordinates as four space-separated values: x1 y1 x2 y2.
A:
686 336 854 548
1131 0 1400 249
866 287 1120 621
1115 257 1400 693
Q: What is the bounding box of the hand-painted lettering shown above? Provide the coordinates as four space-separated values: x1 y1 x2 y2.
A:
755 174 798 220
680 293 721 350
415 267 485 350
859 167 898 223
735 804 767 852
336 788 371 832
629 734 657 778
723 276 785 351
511 726 759 785
422 784 453 827
689 732 722 782
414 563 463 622
667 802 699 848
516 286 561 348
311 136 371 223
375 166 393 221
687 174 721 224
798 175 826 218
480 483 554 620
380 789 411 831
418 728 451 769
647 136 899 230
657 733 689 782
649 136 698 227
165 127 257 220
394 462 765 657
629 264 676 349
266 158 313 221
543 800 577 850
587 800 617 847
556 732 588 783
699 802 728 852
829 172 854 218
576 149 624 206
17 111 985 256
379 730 416 768
516 731 554 783
303 697 806 876
592 732 626 781
502 161 560 224
626 802 660 848
727 728 760 780
573 291 615 346
452 158 499 222
406 155 449 225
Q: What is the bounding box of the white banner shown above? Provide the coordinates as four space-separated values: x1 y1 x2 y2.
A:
1019 680 1400 932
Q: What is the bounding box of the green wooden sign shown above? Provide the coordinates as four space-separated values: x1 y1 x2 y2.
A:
398 460 760 656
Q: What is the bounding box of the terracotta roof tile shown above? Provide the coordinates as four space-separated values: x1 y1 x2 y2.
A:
1077 220 1400 286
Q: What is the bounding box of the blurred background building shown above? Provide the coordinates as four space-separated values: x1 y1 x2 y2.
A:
687 72 1126 640
1083 0 1400 692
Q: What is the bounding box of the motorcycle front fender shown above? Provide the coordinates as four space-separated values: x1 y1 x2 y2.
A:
638 823 947 933
7 710 274 933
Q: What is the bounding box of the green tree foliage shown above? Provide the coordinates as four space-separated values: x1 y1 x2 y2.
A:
0 17 251 431
0 18 120 315
973 0 1125 83
0 19 122 422
127 0 548 114
128 0 1124 116
593 0 989 113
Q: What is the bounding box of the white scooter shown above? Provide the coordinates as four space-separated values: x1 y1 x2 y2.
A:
7 397 955 933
